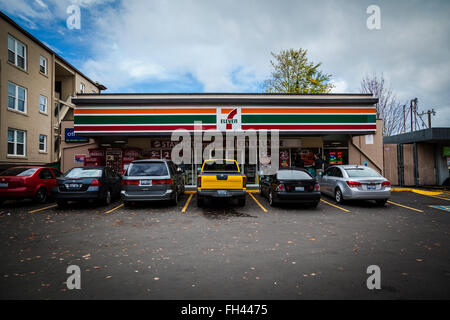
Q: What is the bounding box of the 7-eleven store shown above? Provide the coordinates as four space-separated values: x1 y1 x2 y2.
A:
63 94 383 187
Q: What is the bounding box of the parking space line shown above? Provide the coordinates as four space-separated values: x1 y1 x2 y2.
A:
320 199 350 213
248 192 268 212
387 200 423 213
181 193 193 213
105 203 124 214
28 204 57 214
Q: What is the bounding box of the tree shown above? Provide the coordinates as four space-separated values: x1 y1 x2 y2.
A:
360 73 405 136
263 48 334 94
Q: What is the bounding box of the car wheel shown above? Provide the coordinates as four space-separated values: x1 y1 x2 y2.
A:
310 201 320 208
103 190 112 205
268 191 276 207
237 197 246 206
57 200 67 207
34 187 47 204
376 199 387 206
124 201 132 208
335 188 344 204
170 191 178 206
197 197 204 207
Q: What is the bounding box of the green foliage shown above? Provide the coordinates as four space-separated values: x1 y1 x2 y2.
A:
263 48 334 94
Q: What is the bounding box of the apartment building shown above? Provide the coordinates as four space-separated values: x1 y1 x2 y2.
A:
0 11 105 170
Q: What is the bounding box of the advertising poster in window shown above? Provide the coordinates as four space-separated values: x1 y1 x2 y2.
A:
279 149 290 168
74 154 86 164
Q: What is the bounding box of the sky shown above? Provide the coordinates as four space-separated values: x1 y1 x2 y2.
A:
1 0 449 127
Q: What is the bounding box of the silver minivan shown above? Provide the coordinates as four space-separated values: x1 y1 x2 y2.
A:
318 165 391 206
121 160 185 206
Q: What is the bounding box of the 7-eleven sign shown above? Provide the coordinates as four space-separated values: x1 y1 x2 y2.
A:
217 107 242 131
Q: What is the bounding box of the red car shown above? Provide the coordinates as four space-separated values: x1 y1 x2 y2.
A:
0 166 63 204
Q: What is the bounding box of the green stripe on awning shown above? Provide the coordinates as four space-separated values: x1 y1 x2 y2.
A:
242 114 376 123
74 114 216 125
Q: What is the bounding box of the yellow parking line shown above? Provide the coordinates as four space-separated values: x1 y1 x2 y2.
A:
105 203 124 214
181 193 193 213
320 199 350 213
28 204 57 214
387 200 423 213
428 195 450 201
248 192 268 212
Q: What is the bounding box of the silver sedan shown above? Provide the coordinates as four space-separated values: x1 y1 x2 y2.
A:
318 165 391 206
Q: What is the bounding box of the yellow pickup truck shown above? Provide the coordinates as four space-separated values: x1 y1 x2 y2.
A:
197 159 247 207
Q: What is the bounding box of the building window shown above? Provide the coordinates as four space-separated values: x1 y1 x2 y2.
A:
39 55 47 74
40 95 48 113
8 129 26 156
80 83 85 93
8 82 27 113
8 35 26 70
39 135 47 152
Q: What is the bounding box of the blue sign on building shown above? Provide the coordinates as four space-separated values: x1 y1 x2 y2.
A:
65 128 89 143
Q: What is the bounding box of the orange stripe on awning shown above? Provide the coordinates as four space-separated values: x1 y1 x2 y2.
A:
241 108 376 114
74 108 217 115
220 108 234 114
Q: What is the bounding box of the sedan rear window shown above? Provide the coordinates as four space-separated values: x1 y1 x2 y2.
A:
277 170 312 180
0 168 38 176
202 161 239 172
345 167 381 178
65 168 102 178
127 162 168 176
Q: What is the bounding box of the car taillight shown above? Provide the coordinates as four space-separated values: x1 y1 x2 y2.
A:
382 181 391 187
276 184 285 191
315 183 320 191
90 179 101 186
122 180 139 185
197 176 201 188
152 179 172 185
346 181 361 188
243 176 247 188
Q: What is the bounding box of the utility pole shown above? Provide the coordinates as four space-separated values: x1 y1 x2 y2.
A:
410 99 414 132
418 108 436 128
403 105 406 133
413 98 418 131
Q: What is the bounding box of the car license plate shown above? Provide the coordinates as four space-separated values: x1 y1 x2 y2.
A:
140 180 152 186
0 183 8 188
217 190 228 196
367 185 376 190
295 187 304 191
66 183 81 189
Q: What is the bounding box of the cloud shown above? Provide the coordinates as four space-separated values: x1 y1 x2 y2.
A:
2 0 449 126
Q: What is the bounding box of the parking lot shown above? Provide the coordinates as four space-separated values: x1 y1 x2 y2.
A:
0 189 449 299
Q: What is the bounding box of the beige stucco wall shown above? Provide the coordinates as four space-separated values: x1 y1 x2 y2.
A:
0 15 101 169
349 119 384 174
0 18 54 167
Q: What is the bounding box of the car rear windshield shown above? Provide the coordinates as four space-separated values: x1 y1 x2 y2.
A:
277 170 312 180
202 161 239 172
345 167 381 178
65 168 102 178
127 162 168 176
0 168 38 177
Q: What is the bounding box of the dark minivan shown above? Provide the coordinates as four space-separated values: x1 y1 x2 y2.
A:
260 167 321 207
121 159 185 206
52 166 122 207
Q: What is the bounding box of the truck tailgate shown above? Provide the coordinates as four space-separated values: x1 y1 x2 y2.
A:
201 174 244 189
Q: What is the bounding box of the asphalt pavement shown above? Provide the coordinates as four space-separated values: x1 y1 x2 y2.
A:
0 190 449 299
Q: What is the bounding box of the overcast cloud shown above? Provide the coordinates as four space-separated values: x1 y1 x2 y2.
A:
1 0 449 127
